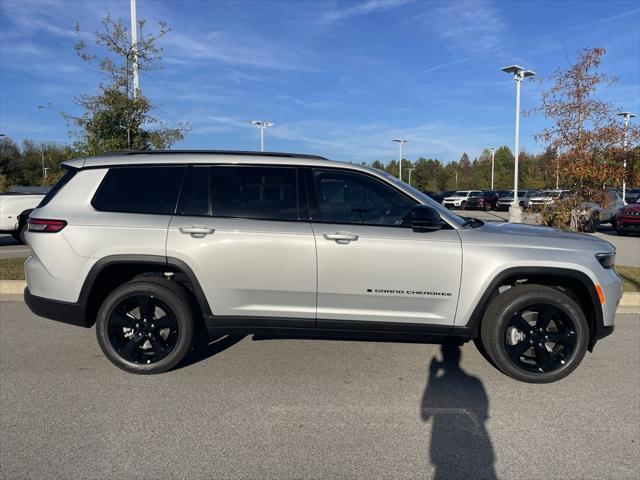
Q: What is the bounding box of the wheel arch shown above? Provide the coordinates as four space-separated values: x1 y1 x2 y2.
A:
465 267 603 351
80 255 212 327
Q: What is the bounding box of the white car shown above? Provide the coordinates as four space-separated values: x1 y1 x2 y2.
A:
581 190 625 231
442 190 482 209
529 190 570 207
0 191 46 241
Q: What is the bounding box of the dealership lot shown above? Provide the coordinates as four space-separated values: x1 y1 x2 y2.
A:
1 300 638 480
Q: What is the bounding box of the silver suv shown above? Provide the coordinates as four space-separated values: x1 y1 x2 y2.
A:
24 151 622 382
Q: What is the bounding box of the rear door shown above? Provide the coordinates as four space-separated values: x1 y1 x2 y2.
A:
166 165 317 321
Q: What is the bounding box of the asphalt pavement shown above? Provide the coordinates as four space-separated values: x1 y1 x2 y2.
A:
1 300 638 480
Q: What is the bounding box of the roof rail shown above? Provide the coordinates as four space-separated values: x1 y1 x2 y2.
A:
94 150 329 160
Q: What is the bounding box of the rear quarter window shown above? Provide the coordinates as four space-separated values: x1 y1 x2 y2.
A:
37 169 76 208
92 166 186 214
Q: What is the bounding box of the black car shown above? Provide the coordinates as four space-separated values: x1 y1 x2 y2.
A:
422 190 444 203
466 191 499 211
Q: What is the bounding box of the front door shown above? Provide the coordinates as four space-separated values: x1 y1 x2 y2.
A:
308 168 462 326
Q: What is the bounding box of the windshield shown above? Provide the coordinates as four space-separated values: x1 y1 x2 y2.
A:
376 170 467 227
453 191 469 196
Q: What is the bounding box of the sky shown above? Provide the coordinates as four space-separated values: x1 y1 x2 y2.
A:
1 0 639 165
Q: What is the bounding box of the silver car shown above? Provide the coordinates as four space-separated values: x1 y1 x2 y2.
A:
23 151 621 383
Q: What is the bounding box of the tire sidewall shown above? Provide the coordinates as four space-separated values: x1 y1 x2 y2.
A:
96 282 194 374
484 288 589 383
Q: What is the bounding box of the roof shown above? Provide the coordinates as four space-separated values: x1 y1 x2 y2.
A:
64 150 340 169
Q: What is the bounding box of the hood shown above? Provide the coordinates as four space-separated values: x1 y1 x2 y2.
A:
467 221 615 253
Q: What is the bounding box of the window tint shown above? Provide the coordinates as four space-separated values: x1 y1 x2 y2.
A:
211 166 299 221
178 166 210 216
92 166 185 214
37 168 76 207
312 169 413 226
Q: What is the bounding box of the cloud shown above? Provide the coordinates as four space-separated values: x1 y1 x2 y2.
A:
420 0 506 54
162 31 318 72
321 0 414 24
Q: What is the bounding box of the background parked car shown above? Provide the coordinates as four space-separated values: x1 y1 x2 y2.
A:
496 189 539 210
422 190 444 203
529 189 570 208
442 190 482 209
466 190 499 210
0 188 48 243
580 190 625 232
625 188 640 204
616 200 640 236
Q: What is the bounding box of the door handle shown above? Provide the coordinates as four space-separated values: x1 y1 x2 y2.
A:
324 232 359 244
179 226 215 238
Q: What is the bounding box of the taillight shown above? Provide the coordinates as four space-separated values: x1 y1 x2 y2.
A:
28 218 67 233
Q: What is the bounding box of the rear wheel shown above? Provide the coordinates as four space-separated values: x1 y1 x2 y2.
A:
479 285 589 383
96 278 195 374
617 229 627 236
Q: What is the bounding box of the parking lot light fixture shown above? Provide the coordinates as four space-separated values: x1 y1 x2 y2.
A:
251 120 274 152
502 65 536 222
392 138 408 182
617 111 637 203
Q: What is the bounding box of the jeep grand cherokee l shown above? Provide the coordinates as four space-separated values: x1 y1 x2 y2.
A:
23 151 621 383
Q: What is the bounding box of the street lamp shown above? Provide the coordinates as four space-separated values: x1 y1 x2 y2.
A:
490 147 496 190
130 0 139 96
392 138 408 182
40 144 47 180
408 168 416 187
502 65 535 222
617 111 636 203
251 120 274 152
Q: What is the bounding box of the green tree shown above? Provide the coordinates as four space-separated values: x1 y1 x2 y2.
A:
55 14 187 156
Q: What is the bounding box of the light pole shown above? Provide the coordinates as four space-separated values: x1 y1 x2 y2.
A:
617 111 636 203
40 144 47 180
408 168 416 187
490 147 496 190
502 65 535 222
455 172 458 189
130 0 139 96
555 157 560 190
251 120 274 152
392 138 407 182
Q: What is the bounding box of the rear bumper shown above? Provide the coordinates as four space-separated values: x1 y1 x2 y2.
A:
24 288 90 328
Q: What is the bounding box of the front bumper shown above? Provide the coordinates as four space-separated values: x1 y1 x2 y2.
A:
24 288 90 328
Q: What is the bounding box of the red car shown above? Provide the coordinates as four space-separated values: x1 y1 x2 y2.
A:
616 203 640 236
465 191 499 210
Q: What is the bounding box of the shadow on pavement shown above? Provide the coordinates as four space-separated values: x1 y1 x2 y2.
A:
178 335 246 369
421 343 497 480
0 234 21 247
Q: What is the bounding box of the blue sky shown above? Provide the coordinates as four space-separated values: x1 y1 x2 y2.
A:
1 0 639 164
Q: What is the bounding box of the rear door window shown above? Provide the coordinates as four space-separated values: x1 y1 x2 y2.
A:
92 166 186 214
211 166 300 221
178 166 211 216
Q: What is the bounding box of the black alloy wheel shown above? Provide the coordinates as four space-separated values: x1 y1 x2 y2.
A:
96 278 195 374
503 304 577 374
479 284 589 383
106 295 179 365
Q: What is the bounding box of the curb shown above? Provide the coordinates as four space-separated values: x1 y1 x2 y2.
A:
1 280 638 312
0 280 26 295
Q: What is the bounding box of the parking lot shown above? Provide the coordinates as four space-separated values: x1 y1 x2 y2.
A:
0 299 638 479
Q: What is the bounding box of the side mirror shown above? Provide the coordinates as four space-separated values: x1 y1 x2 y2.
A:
411 205 442 231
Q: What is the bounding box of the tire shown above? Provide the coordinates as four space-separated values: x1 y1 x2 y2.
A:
461 201 466 210
583 212 600 233
96 278 195 374
610 219 617 230
479 284 589 383
617 229 627 236
10 232 22 244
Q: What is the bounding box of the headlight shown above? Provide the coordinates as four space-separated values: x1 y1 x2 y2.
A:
596 252 615 269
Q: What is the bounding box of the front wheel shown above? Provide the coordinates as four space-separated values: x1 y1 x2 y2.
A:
479 284 589 383
96 278 195 374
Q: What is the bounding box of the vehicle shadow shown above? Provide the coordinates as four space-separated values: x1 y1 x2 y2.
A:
421 343 497 480
177 334 246 369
